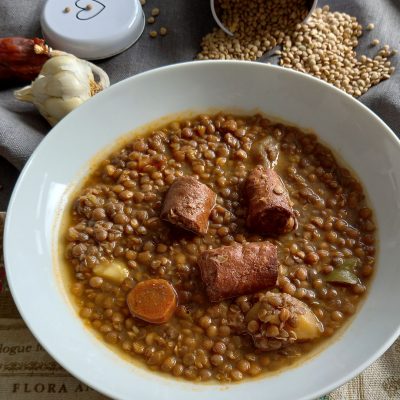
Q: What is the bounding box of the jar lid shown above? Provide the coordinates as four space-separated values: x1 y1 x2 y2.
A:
41 0 145 60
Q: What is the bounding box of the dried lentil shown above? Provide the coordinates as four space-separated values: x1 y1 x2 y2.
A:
198 3 395 97
198 0 309 61
279 7 395 97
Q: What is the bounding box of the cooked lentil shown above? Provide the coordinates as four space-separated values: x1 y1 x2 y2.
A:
64 113 375 382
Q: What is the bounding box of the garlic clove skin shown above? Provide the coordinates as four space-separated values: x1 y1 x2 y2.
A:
46 70 88 98
42 97 84 126
15 51 109 126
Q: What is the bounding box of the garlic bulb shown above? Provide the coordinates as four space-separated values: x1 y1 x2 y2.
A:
15 50 109 126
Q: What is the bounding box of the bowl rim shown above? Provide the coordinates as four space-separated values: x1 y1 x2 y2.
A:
4 60 400 400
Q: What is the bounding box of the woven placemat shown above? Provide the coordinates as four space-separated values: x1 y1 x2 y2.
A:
0 212 398 399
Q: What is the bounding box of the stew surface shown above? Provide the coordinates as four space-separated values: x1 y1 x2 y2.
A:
63 113 376 382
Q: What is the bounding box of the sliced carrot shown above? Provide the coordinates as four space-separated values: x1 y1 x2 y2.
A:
126 279 177 324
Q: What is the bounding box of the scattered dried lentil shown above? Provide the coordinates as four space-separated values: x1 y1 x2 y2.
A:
279 7 395 96
198 3 395 98
160 27 168 36
149 31 158 38
147 16 155 24
151 7 160 17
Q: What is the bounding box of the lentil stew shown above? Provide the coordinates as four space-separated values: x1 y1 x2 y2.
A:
63 113 376 382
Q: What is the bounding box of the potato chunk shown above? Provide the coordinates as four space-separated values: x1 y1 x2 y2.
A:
295 312 323 340
93 260 129 284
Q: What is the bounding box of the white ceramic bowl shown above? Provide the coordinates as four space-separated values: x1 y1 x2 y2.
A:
5 61 400 400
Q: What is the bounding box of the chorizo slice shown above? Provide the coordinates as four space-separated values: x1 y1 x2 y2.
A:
161 176 216 235
0 37 49 82
245 165 296 235
197 242 278 302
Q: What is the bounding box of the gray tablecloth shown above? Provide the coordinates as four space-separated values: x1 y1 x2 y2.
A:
0 0 399 171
